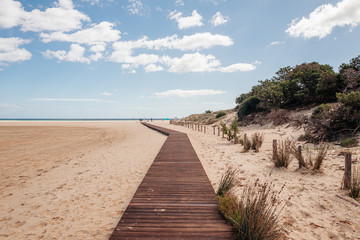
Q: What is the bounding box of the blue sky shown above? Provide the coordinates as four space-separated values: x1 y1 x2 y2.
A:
1 0 360 118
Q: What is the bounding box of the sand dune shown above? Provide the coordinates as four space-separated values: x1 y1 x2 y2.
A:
0 121 166 239
152 121 360 240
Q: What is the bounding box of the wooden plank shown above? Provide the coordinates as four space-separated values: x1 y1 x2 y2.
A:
109 123 233 240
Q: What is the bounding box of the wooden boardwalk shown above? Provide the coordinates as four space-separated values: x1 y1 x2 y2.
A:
110 123 233 239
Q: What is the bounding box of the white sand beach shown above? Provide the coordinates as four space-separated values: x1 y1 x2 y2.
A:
0 121 166 239
1 119 360 239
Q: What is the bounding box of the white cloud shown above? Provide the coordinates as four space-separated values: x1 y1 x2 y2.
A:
270 41 281 45
168 10 204 29
286 0 360 39
100 91 112 96
175 0 184 6
219 63 256 72
0 37 32 64
126 0 149 16
21 0 90 32
43 43 90 64
109 33 234 71
0 0 90 32
162 52 220 73
211 12 229 26
40 21 121 45
110 32 233 64
154 89 226 98
31 98 108 102
0 0 24 29
145 64 164 72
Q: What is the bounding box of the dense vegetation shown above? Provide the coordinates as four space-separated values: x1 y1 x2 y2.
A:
236 55 360 141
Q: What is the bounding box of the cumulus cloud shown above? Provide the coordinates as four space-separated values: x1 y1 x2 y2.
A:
153 89 226 98
219 63 256 72
0 0 90 32
0 0 24 29
168 10 204 29
0 37 32 64
162 52 220 73
211 12 229 26
109 32 255 74
145 64 164 72
286 0 360 39
40 21 121 45
110 32 233 60
43 43 90 64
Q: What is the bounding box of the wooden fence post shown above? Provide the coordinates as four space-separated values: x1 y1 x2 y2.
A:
218 127 220 136
213 126 215 135
273 140 277 160
345 153 352 189
204 126 206 134
234 131 237 144
255 135 259 152
298 146 302 168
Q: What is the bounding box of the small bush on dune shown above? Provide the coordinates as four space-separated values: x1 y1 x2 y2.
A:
271 138 295 168
216 112 227 118
340 138 358 147
349 166 360 199
217 180 284 240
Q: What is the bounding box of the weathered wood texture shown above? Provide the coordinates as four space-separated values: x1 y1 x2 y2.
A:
110 123 233 240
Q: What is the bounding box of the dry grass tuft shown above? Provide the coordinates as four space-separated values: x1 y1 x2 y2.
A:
217 167 238 197
251 133 264 152
217 180 285 240
304 142 330 171
271 138 295 168
291 145 307 168
243 134 252 152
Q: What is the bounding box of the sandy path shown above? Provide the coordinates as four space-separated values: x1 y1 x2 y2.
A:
0 121 166 239
153 121 360 240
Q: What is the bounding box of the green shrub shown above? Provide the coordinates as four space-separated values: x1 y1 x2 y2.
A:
216 112 226 118
340 138 358 147
205 110 212 114
237 96 260 119
312 104 331 119
337 91 360 110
